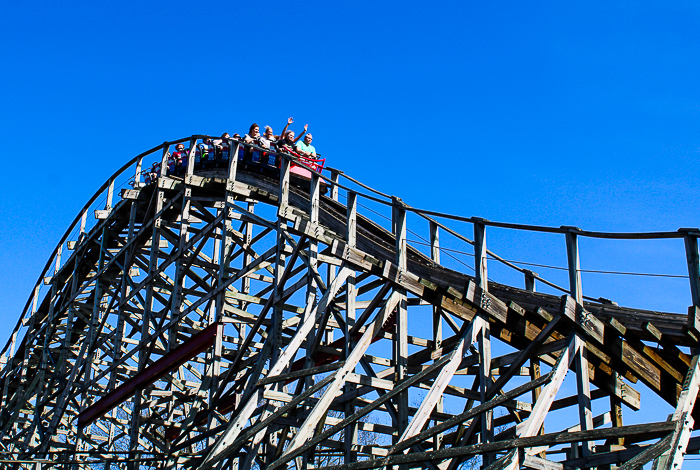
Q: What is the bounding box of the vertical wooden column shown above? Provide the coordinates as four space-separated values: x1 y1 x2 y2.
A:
107 195 140 451
233 142 251 341
272 157 290 365
609 372 624 447
330 169 340 201
344 191 358 463
429 221 444 450
26 242 65 450
186 137 197 176
206 142 243 441
106 178 115 211
133 156 144 188
78 209 88 245
681 229 700 321
524 269 537 293
263 154 291 466
473 218 493 466
206 142 228 440
563 227 594 458
159 142 170 177
7 283 40 450
392 197 409 442
241 201 254 327
305 173 321 389
564 227 583 304
127 145 171 469
327 170 341 343
309 172 320 298
430 222 442 350
76 224 110 458
524 268 545 453
42 252 83 446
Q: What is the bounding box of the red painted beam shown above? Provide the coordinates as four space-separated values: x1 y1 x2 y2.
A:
78 322 222 428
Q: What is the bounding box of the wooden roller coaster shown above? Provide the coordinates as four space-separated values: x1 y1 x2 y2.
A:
1 135 699 469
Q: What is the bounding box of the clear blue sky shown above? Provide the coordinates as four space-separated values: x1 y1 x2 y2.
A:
0 0 698 430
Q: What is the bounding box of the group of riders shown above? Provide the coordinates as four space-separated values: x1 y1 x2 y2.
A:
142 118 322 185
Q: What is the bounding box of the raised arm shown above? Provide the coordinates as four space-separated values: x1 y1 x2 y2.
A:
293 124 308 143
279 117 294 139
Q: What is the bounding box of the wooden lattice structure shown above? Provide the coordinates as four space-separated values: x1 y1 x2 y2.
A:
1 135 700 469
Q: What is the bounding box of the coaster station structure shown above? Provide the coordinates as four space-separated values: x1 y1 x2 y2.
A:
0 135 699 469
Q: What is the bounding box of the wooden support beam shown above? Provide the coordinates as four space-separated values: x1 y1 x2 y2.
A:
681 229 700 308
473 218 493 467
429 221 444 452
524 270 537 293
345 190 358 464
392 197 409 441
562 228 594 458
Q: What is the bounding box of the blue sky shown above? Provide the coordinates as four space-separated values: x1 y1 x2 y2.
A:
0 0 699 433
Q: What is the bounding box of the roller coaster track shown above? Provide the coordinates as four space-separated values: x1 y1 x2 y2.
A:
1 135 699 469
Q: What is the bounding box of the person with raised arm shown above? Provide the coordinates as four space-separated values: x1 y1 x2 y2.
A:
277 130 298 153
278 117 307 144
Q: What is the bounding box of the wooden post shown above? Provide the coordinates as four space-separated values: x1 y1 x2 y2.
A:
562 227 594 458
330 169 340 202
127 156 170 469
610 372 624 446
228 141 240 182
473 218 493 467
305 173 320 379
134 156 144 187
525 268 544 454
344 191 358 463
681 229 700 307
108 196 139 451
524 269 537 293
473 218 488 289
327 171 340 309
241 200 254 327
563 227 583 305
78 208 88 245
272 157 291 364
106 178 115 211
186 137 197 176
392 197 409 442
430 221 443 451
160 143 170 177
78 225 110 461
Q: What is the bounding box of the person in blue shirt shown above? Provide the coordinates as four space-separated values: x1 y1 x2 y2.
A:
295 133 316 157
